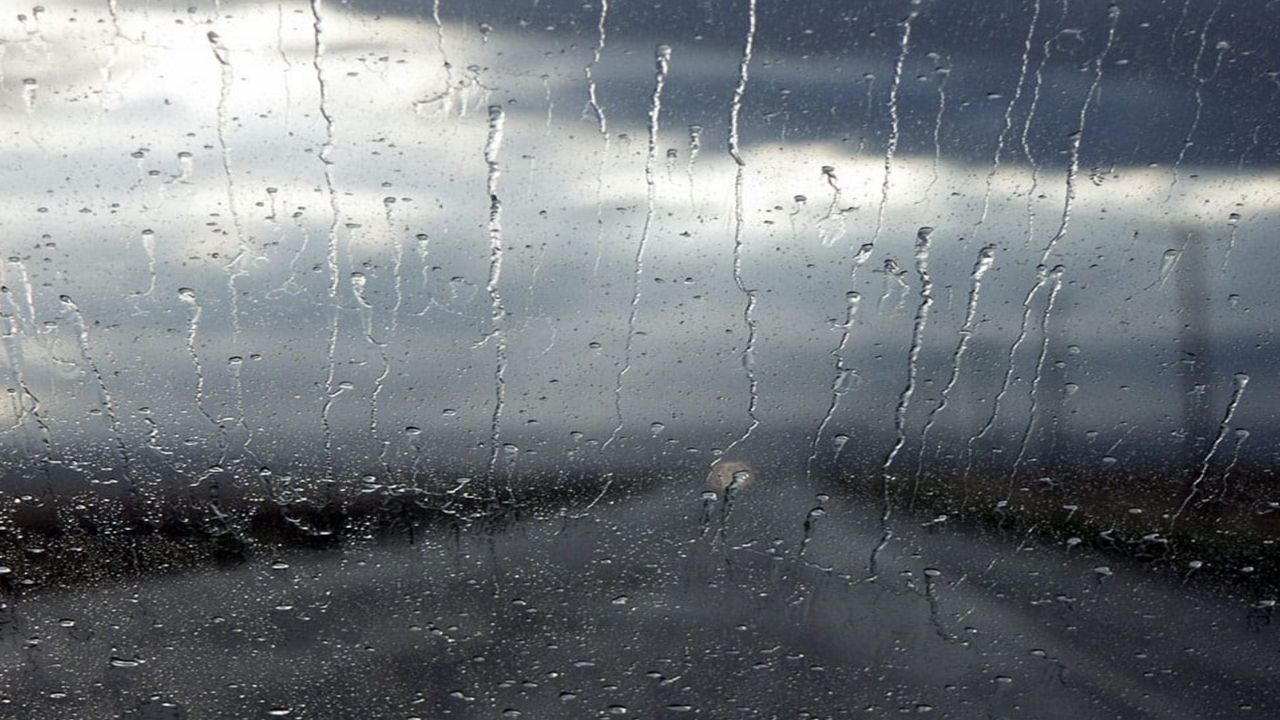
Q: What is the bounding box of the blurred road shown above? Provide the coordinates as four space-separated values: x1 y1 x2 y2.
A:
2 476 1276 719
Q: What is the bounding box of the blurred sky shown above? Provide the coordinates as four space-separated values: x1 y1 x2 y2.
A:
0 0 1276 492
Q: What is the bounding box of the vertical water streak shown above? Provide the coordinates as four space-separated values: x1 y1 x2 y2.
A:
207 31 248 343
816 165 847 247
962 267 1049 486
805 244 873 481
603 45 671 452
1039 4 1118 265
871 1 919 246
726 0 756 167
386 198 405 336
912 244 995 500
976 0 1040 229
484 105 508 479
921 60 948 200
1006 265 1064 497
226 355 258 469
871 227 933 577
0 305 55 484
584 0 609 137
311 0 344 482
412 0 456 112
138 229 157 301
1171 373 1249 527
1216 429 1248 501
352 273 392 480
177 289 229 463
723 0 759 458
586 1 613 277
883 227 935 472
1168 0 1221 199
686 124 702 211
60 296 135 487
103 0 123 107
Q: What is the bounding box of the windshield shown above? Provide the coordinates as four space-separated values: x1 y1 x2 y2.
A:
1 0 1277 717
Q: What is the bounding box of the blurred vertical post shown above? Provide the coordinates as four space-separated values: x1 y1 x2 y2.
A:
1176 226 1211 475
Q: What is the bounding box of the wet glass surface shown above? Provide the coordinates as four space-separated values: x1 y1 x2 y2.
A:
1 0 1278 716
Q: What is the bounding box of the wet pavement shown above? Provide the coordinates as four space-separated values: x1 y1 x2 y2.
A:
3 475 1276 719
